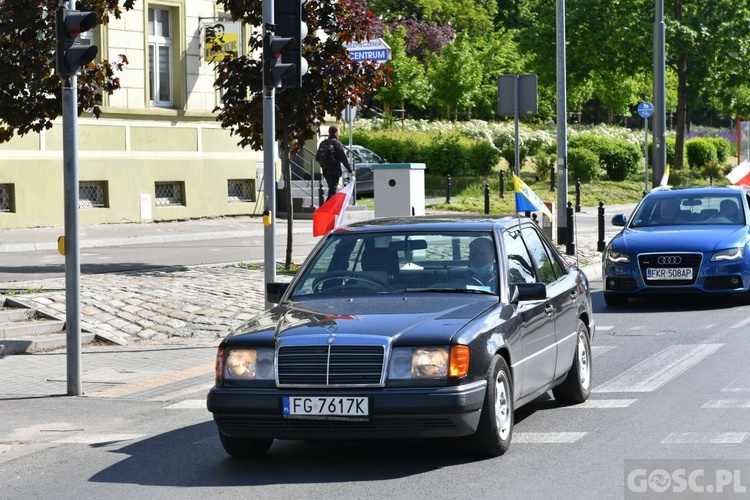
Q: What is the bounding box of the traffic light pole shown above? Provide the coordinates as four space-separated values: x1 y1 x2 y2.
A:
263 0 277 309
62 74 82 396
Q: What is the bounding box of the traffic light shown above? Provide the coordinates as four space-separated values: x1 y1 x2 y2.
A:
55 7 99 77
264 0 308 88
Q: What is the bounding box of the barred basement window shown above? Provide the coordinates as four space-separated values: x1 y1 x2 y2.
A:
0 183 14 212
155 181 185 206
79 181 108 208
227 179 255 202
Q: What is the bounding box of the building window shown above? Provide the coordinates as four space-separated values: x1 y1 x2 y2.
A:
79 181 108 208
228 179 255 203
148 7 173 107
0 184 14 212
155 181 185 206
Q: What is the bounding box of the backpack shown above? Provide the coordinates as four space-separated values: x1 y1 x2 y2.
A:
317 139 339 174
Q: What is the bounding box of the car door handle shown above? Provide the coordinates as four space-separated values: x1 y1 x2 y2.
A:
544 303 554 316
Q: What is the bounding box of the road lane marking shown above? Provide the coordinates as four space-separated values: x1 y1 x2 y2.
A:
661 432 747 444
147 382 214 402
730 317 750 329
53 433 145 444
514 432 587 443
560 399 638 409
722 368 750 392
703 400 750 408
591 346 616 357
165 399 207 409
88 363 214 398
592 344 723 393
597 325 615 331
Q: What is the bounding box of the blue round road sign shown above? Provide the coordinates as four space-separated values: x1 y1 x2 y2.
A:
638 102 654 118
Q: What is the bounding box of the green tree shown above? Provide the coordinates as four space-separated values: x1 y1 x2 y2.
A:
0 0 133 143
428 34 482 119
376 26 431 114
215 0 389 155
472 30 526 119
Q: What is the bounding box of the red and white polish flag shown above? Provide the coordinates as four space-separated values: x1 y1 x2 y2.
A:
726 160 750 186
312 182 355 237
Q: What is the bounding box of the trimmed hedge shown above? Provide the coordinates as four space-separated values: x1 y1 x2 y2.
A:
567 147 601 183
685 138 717 169
568 134 642 181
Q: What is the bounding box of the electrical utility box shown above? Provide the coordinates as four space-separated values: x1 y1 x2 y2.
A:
372 163 426 217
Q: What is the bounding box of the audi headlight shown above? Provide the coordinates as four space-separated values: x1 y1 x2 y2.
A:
605 248 631 263
712 247 744 262
224 348 275 381
388 346 469 380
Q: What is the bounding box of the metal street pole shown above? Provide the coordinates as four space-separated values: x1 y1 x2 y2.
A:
556 0 569 244
263 0 277 308
652 0 667 187
62 73 82 396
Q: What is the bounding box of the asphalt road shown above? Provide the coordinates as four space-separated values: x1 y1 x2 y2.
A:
2 289 750 499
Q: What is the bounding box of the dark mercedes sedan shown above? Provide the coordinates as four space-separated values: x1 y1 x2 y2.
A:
207 215 596 458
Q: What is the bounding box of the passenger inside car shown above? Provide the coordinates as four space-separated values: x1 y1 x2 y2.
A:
653 198 682 225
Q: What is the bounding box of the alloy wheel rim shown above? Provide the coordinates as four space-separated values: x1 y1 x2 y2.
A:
494 372 511 440
578 331 591 390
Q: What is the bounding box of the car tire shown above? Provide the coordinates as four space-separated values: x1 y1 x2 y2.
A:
604 292 628 307
552 320 592 405
465 354 513 457
219 433 273 458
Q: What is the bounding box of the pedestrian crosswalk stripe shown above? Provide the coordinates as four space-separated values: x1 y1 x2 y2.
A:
560 399 638 409
702 399 750 409
514 432 587 443
722 368 750 393
661 432 747 444
591 346 616 357
165 399 206 409
597 325 615 331
592 344 723 393
53 433 145 444
730 316 750 329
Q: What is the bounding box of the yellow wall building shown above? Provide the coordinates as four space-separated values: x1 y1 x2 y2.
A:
0 1 271 229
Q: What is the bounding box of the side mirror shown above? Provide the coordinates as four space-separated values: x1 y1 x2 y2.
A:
266 282 290 304
611 214 627 227
510 283 547 303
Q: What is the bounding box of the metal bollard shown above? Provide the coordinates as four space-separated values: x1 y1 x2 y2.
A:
550 163 556 191
597 201 605 252
566 201 575 255
500 171 505 199
318 179 325 207
484 183 490 214
446 175 452 204
575 178 581 212
710 176 713 186
531 213 538 225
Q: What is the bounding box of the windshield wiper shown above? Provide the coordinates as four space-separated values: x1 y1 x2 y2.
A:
403 287 495 295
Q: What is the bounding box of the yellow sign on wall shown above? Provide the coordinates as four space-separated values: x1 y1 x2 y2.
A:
204 22 241 62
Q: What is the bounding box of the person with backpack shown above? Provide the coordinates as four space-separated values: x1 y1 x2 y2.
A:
316 125 353 200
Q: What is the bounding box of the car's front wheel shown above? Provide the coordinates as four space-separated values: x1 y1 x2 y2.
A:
465 354 513 457
552 319 592 404
219 433 273 458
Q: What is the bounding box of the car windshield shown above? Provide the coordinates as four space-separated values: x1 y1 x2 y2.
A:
628 193 745 227
351 148 382 163
291 231 499 297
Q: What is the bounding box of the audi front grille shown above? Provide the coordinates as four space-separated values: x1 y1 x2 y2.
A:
638 252 702 286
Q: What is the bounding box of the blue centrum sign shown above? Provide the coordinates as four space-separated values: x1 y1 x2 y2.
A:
345 38 392 63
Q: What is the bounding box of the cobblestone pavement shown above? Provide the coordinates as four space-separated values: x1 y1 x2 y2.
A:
1 223 614 349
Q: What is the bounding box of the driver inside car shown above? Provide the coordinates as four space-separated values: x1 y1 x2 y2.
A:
468 238 497 289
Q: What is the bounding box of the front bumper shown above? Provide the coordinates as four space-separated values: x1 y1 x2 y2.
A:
602 257 750 296
207 381 487 440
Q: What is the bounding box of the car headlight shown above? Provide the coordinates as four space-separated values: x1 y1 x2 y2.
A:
605 248 631 263
388 346 469 380
224 348 275 381
712 247 745 262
